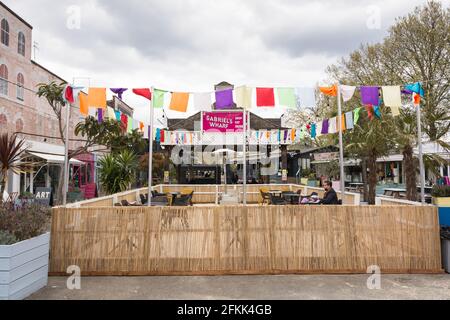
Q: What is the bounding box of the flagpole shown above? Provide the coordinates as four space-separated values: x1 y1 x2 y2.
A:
416 98 426 204
62 86 71 206
148 87 154 207
337 84 346 200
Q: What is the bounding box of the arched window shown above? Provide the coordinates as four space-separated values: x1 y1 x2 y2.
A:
0 64 8 95
1 19 9 46
17 73 24 100
18 32 25 56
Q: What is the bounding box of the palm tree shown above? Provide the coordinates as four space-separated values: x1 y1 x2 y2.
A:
98 150 138 195
0 134 34 200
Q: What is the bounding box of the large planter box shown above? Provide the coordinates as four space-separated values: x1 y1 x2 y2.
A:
307 180 319 187
442 239 450 274
433 197 450 207
433 197 450 226
0 233 50 300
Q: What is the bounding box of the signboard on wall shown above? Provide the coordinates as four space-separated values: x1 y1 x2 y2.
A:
202 112 244 133
314 152 339 162
34 188 53 206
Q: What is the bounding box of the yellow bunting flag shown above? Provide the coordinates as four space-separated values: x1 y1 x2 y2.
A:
169 92 190 113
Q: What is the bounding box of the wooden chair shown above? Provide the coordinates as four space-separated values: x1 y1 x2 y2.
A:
259 188 271 205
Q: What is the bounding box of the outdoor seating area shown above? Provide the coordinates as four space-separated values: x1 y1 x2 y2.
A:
113 189 195 207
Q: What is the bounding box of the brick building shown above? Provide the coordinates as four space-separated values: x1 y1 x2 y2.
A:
0 2 91 201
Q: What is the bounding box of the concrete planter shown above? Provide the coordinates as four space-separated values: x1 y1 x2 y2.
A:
0 233 50 300
442 239 450 274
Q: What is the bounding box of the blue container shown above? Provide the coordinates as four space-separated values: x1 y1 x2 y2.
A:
439 207 450 227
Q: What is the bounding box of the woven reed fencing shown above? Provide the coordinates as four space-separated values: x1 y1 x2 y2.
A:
50 205 442 275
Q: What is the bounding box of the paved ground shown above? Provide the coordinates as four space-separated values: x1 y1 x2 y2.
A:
28 274 450 300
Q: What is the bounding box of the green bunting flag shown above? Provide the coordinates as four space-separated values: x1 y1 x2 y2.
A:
277 88 297 109
153 89 167 109
354 107 362 125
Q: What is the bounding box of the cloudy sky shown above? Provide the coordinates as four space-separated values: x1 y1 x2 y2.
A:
4 0 447 124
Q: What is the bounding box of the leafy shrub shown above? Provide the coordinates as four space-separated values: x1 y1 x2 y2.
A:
0 203 51 245
0 230 17 245
431 185 450 197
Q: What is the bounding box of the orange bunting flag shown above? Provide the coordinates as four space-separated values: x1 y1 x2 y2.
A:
79 92 89 116
341 114 346 131
169 92 190 113
88 88 107 109
319 85 337 97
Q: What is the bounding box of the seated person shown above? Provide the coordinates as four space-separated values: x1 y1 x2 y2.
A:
320 181 339 205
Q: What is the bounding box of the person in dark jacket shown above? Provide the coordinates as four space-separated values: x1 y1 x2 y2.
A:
320 181 339 205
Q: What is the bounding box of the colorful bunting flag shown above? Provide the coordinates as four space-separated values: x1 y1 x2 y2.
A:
169 92 190 113
319 85 337 97
153 89 166 109
256 88 275 107
345 111 354 130
63 85 75 104
329 117 337 134
115 110 121 122
215 89 234 110
366 105 375 120
321 119 329 135
374 105 382 119
133 88 152 101
88 88 107 109
110 88 128 100
310 124 317 139
296 87 316 108
235 86 253 109
340 85 356 102
107 107 116 120
277 88 297 109
382 86 402 107
405 82 424 98
97 108 104 123
360 86 380 106
79 92 89 116
193 92 212 112
354 108 362 125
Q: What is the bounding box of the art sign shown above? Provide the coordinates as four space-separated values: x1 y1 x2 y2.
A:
202 112 244 133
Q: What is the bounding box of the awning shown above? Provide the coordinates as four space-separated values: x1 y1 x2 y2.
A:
28 152 83 165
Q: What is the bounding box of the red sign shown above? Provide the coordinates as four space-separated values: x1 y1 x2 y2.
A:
203 112 244 133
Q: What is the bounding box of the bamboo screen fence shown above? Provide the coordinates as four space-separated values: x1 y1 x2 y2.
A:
50 205 442 275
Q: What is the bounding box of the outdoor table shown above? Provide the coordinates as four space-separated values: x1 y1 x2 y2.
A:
282 193 301 205
384 188 406 199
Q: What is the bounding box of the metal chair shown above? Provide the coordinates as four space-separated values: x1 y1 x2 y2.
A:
259 189 271 205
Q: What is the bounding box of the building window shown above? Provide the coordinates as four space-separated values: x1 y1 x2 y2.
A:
0 64 8 95
1 19 9 46
0 113 7 125
15 119 23 132
16 73 24 101
18 32 25 56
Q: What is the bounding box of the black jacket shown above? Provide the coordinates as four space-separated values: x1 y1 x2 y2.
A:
321 188 339 205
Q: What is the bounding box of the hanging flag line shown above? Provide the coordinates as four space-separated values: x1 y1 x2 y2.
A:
63 82 426 114
61 82 425 142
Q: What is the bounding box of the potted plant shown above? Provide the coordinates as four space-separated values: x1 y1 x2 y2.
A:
442 226 450 273
0 203 51 300
307 173 319 187
432 185 450 206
